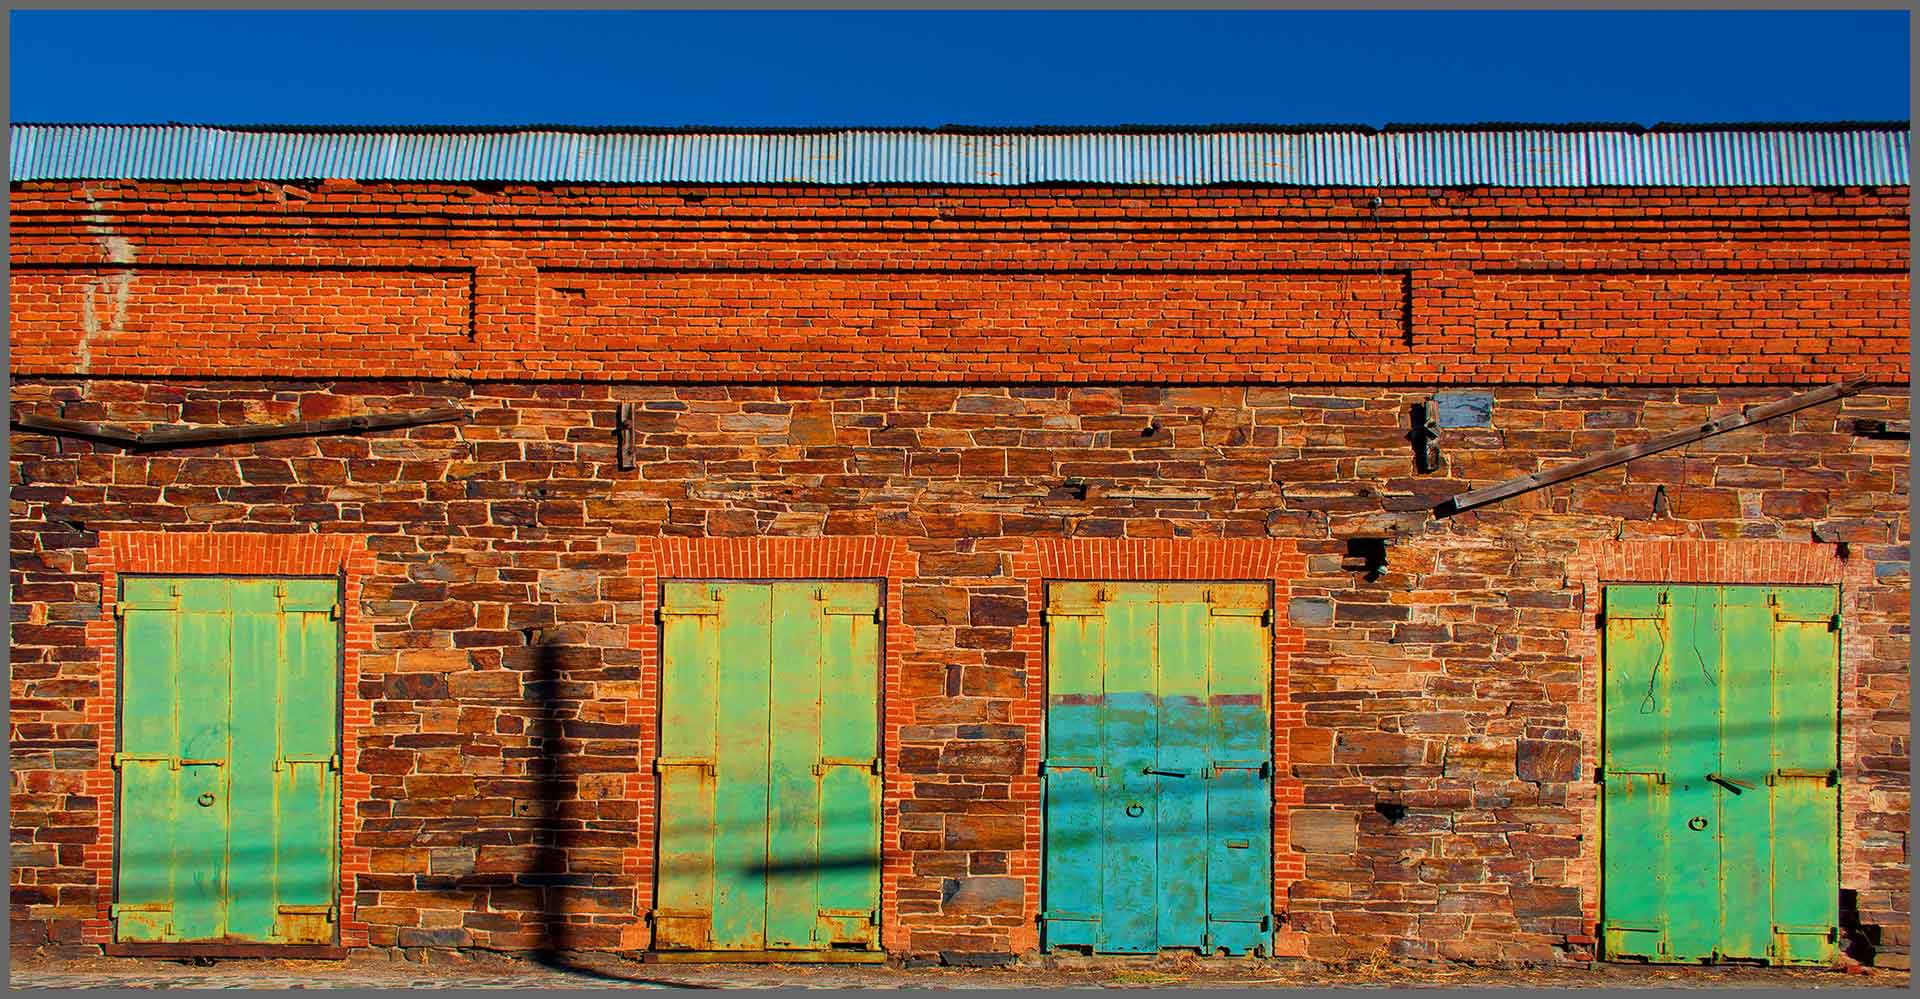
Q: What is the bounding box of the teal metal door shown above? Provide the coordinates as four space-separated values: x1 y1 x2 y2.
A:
114 577 342 945
1601 584 1840 965
1042 583 1273 955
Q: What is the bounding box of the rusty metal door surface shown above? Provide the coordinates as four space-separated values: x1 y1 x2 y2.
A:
654 581 881 953
1041 582 1272 955
114 577 341 945
1600 584 1840 965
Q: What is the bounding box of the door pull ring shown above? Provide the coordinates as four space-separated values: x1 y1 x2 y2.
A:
1687 815 1708 831
197 792 216 807
1125 803 1145 818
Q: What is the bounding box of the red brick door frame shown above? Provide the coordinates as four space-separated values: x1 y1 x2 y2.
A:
624 537 918 952
1568 539 1870 953
1009 539 1309 957
78 531 377 949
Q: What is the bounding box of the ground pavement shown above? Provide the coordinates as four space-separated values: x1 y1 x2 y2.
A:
7 950 1911 990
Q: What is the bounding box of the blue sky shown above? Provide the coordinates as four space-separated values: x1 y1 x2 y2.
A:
9 10 1909 126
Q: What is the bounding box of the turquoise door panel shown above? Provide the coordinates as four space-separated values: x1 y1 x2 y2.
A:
1154 597 1209 950
1602 583 1841 966
1101 586 1159 953
1043 583 1273 956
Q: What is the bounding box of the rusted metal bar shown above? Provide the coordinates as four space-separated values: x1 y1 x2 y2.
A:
139 408 470 445
9 414 143 444
1437 378 1871 516
14 408 468 450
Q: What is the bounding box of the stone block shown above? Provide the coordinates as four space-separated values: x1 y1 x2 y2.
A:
1290 809 1358 854
939 876 1023 914
1516 740 1581 783
1287 597 1334 626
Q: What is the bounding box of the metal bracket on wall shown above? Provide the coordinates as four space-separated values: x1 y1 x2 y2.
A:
616 402 638 471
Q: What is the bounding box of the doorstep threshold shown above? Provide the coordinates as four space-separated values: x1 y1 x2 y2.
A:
645 949 888 964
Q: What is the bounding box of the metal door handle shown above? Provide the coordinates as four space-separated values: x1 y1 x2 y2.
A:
177 759 224 768
1143 768 1187 777
1706 773 1754 793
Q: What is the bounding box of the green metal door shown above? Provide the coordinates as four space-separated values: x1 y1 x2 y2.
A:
114 576 341 945
1601 584 1840 965
1041 582 1273 955
654 581 882 953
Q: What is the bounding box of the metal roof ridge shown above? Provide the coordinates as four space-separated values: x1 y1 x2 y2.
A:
12 123 1911 186
9 120 1913 134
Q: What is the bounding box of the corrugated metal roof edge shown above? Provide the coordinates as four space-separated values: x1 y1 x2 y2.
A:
11 120 1912 134
16 123 1909 187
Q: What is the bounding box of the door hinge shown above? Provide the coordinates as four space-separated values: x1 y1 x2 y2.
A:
656 605 720 623
109 902 171 918
1767 767 1839 786
1044 586 1108 623
1039 910 1101 925
278 903 338 923
1206 593 1272 627
813 757 881 776
1768 592 1840 628
1599 769 1667 785
653 757 716 776
815 906 880 926
110 753 171 770
821 599 883 623
1041 759 1105 778
116 583 184 618
275 753 341 772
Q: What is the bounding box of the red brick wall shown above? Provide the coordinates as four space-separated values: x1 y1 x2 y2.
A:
7 182 1908 384
10 268 473 377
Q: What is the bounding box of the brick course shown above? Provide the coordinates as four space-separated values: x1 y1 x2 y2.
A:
8 181 1910 967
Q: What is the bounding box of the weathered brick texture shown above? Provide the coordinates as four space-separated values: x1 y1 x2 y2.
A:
7 181 1910 967
7 183 1908 383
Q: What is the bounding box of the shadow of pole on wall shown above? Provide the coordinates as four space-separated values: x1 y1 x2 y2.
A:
527 633 571 969
520 633 705 987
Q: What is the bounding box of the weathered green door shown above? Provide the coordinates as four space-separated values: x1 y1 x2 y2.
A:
1042 582 1273 955
1601 584 1840 965
114 576 341 945
654 581 882 953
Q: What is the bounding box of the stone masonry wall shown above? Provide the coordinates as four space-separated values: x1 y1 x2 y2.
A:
9 378 1909 963
8 181 1910 965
